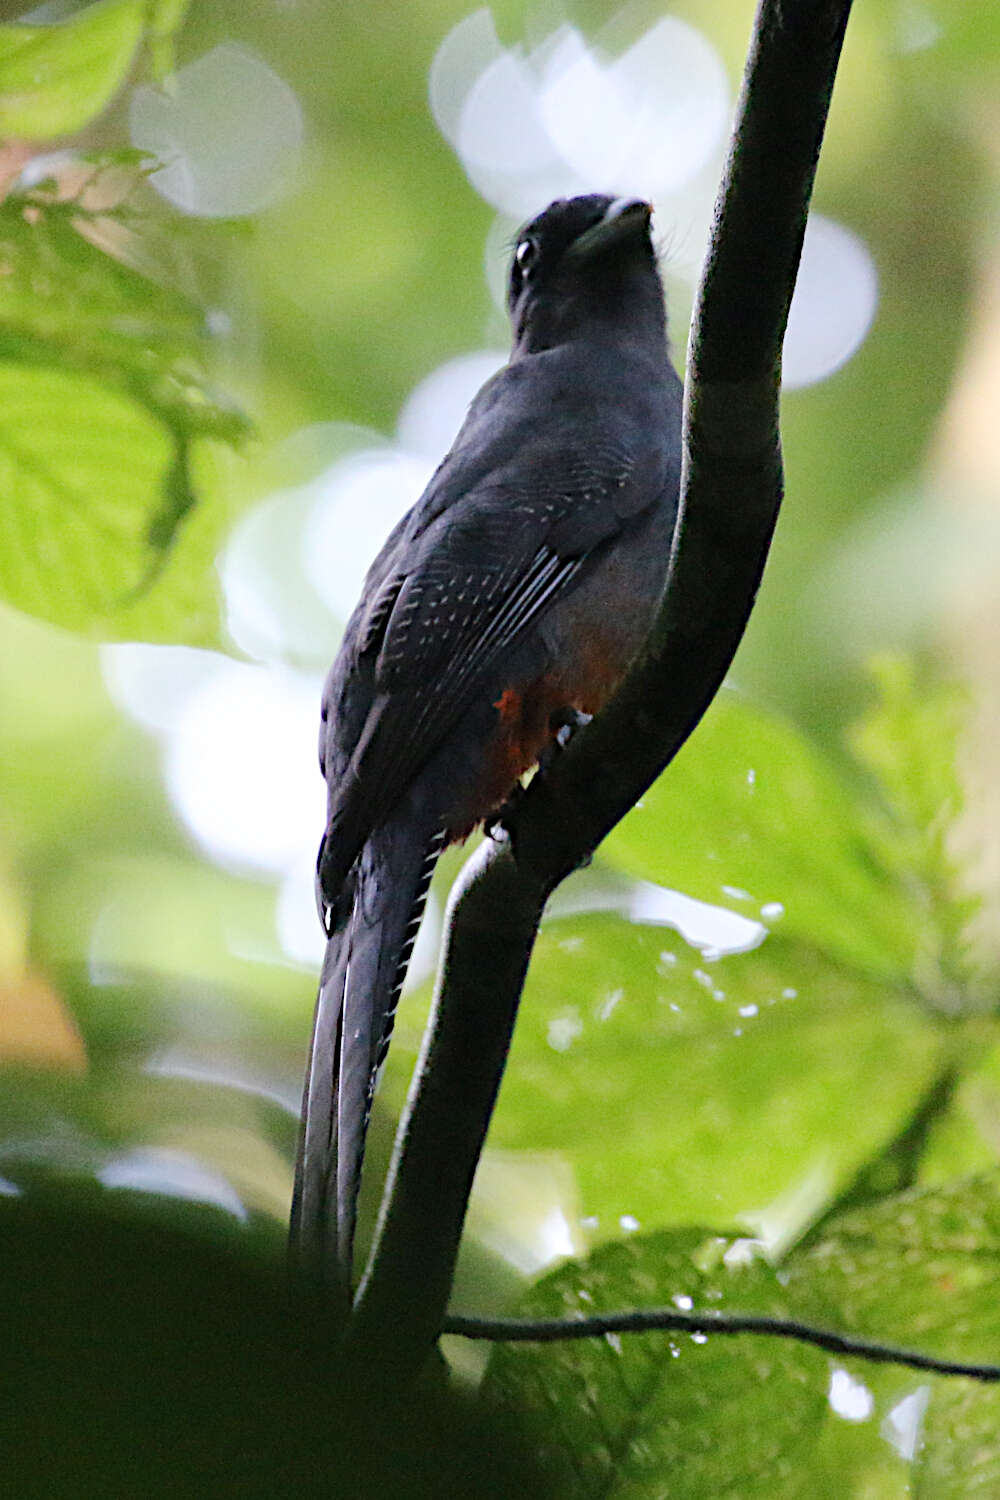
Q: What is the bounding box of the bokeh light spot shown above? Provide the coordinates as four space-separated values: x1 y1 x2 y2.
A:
98 1146 248 1220
303 449 435 622
396 350 507 461
538 18 729 199
828 1368 875 1423
130 43 303 218
163 658 323 877
783 214 879 388
431 9 729 221
629 881 766 956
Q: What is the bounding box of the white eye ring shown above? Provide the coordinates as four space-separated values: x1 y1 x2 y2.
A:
515 238 536 272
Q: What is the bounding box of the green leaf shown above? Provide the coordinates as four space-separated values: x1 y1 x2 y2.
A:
482 1180 1000 1497
915 1382 1000 1498
95 440 238 644
0 363 237 640
389 913 941 1249
785 1172 1000 1364
603 691 920 982
851 656 965 841
0 190 196 356
0 187 249 640
0 187 249 451
0 0 145 140
482 1229 829 1499
918 1033 1000 1184
0 363 171 620
850 654 978 1004
782 1173 1000 1494
147 0 193 80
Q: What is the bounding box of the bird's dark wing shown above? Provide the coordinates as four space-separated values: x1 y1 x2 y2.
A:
317 423 673 903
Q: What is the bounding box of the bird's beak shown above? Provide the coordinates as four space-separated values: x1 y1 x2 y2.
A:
567 198 653 260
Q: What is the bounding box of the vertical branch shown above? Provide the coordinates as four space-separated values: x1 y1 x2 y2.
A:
345 838 545 1374
349 0 855 1380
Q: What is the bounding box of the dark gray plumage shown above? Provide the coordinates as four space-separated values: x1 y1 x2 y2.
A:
290 194 683 1290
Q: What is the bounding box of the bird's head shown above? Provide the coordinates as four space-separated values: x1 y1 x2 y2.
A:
507 194 664 354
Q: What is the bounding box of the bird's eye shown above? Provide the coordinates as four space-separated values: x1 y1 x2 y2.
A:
508 236 539 309
515 238 536 274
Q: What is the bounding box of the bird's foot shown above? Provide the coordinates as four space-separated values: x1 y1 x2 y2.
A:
485 782 524 842
486 710 593 844
538 707 593 774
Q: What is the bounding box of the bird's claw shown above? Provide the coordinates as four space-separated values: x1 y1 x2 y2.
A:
485 782 524 841
538 707 593 774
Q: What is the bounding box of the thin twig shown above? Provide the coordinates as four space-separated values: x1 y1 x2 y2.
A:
444 1308 1000 1382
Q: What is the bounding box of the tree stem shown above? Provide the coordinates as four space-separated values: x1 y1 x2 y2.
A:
349 0 856 1385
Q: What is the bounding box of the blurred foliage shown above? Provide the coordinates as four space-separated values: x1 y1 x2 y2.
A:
388 666 984 1255
0 1191 548 1499
0 0 247 642
0 1 147 139
605 689 924 979
0 1 189 139
0 0 999 1495
485 1177 1000 1498
484 1228 831 1499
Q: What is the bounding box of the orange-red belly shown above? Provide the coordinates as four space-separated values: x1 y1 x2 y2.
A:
444 630 631 841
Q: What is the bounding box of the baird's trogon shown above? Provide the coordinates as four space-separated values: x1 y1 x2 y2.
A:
290 194 684 1288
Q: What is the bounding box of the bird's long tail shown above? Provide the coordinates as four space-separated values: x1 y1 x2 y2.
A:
290 820 445 1291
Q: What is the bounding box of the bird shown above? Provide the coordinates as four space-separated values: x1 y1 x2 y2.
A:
290 193 683 1292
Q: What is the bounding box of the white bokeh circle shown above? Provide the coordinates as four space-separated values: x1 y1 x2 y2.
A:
130 43 303 218
783 215 879 388
538 19 730 199
430 10 730 221
163 658 323 876
395 350 506 461
302 450 435 624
